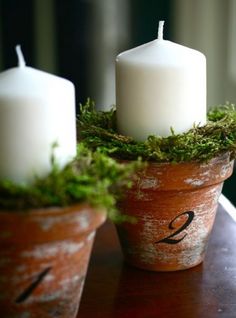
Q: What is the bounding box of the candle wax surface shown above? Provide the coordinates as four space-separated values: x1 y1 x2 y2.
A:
116 39 206 141
0 66 76 183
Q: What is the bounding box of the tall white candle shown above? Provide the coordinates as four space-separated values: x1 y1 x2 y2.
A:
116 21 206 141
0 46 77 183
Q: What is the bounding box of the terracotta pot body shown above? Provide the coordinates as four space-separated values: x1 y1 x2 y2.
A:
0 204 106 318
117 154 234 271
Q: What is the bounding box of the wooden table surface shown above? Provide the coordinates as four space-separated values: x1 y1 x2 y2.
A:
78 205 236 318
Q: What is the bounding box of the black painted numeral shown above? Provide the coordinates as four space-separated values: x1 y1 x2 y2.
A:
15 266 52 303
155 211 194 245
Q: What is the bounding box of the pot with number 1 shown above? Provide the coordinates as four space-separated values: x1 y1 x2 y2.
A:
0 204 106 318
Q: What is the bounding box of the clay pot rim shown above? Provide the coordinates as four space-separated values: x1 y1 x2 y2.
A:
121 151 234 191
152 152 230 166
122 151 231 167
0 203 107 243
0 202 106 217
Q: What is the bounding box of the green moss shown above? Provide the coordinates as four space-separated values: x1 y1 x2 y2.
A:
2 101 235 218
0 143 141 221
78 100 236 163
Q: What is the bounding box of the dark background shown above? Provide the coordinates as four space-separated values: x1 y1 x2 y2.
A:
0 0 173 105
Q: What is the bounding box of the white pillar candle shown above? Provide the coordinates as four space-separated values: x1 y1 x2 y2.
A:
116 21 207 141
0 46 77 183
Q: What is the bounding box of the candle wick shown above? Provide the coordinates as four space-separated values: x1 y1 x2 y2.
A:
157 20 165 40
15 45 26 68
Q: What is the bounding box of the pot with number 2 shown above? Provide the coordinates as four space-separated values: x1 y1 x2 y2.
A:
116 153 234 271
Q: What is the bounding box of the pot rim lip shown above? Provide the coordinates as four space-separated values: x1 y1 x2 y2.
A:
121 151 232 166
0 202 107 216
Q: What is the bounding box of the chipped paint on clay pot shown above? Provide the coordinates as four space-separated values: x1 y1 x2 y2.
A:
0 204 106 317
117 154 234 271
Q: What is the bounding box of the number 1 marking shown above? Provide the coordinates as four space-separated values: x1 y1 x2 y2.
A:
15 266 52 303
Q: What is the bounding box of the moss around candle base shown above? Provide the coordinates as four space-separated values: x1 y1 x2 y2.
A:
78 99 236 163
0 144 140 222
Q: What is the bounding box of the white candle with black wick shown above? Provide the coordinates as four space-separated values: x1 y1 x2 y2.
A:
116 21 206 141
0 45 77 183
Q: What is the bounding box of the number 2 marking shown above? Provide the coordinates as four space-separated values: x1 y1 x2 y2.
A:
155 211 195 245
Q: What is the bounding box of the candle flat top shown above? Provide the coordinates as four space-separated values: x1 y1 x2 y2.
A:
0 45 74 96
0 66 74 96
116 39 206 66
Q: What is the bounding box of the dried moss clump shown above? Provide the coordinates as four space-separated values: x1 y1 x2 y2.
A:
78 100 236 163
0 143 140 221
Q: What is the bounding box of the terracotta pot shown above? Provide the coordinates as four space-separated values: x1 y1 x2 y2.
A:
0 204 106 317
116 154 234 271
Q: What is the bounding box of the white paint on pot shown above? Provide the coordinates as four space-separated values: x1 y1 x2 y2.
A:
21 240 85 259
184 178 205 186
139 178 160 190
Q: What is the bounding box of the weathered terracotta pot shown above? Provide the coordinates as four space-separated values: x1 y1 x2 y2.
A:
0 204 106 317
116 154 234 271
